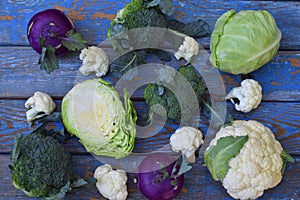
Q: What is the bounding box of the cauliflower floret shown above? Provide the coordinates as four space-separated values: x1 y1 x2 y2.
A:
94 164 128 200
207 120 284 200
25 91 56 125
174 36 199 62
79 46 109 77
225 79 262 113
170 126 203 163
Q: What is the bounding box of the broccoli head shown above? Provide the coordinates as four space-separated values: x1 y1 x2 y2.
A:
144 65 206 121
124 8 168 30
9 131 84 199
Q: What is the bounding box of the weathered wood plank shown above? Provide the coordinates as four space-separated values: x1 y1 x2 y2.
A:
0 0 300 49
0 46 299 101
1 100 299 155
0 154 299 199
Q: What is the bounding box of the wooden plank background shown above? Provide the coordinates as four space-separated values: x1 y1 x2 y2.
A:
0 0 299 199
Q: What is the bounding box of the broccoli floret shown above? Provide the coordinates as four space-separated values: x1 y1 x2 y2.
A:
144 65 206 121
9 131 83 199
125 8 168 30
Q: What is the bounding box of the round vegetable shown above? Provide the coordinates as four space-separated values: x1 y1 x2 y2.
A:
27 9 75 56
210 10 281 75
136 153 184 200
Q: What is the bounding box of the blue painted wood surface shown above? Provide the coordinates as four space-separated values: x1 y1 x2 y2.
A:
0 0 299 199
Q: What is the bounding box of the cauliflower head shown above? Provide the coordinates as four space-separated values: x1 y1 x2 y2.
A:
225 79 262 113
174 36 199 62
25 91 56 125
205 120 293 200
79 46 109 77
170 126 203 163
94 164 128 200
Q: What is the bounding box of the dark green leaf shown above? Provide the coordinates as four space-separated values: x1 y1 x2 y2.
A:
38 45 59 73
147 49 172 62
281 150 295 175
46 181 72 200
159 0 175 16
145 0 174 16
204 136 248 181
168 19 210 38
110 50 147 78
10 134 24 164
61 30 87 51
35 112 71 142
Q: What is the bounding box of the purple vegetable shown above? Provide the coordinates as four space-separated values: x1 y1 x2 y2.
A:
27 9 86 73
136 153 185 200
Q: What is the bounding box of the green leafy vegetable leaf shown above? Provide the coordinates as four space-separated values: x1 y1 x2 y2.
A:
145 0 174 16
281 150 295 175
45 181 72 200
204 136 248 181
110 50 147 78
71 177 88 188
168 19 210 37
10 134 24 164
176 155 192 177
61 30 87 51
35 112 71 142
38 44 59 73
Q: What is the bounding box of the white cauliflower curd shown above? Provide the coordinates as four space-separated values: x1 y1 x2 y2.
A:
25 91 56 125
170 126 203 163
204 120 294 200
79 46 109 77
225 79 262 113
94 164 128 200
174 36 199 62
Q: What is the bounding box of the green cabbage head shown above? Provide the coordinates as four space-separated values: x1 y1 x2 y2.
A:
62 79 137 159
210 10 281 75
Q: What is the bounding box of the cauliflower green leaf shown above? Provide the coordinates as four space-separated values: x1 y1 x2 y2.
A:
204 136 248 181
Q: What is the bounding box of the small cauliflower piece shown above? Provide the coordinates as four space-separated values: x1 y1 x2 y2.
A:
94 164 128 200
225 79 262 113
25 91 56 125
170 126 203 163
79 46 109 77
174 36 199 62
205 120 294 200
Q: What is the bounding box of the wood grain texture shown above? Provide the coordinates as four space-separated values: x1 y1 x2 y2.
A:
1 100 299 154
0 46 299 101
0 154 299 199
0 0 300 50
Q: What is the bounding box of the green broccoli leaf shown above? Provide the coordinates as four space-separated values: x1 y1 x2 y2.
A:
45 181 72 200
168 19 210 37
61 30 87 51
35 112 71 142
204 136 248 181
281 150 295 175
145 0 175 16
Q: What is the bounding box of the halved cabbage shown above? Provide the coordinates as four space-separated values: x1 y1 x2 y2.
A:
210 10 281 75
62 79 137 159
